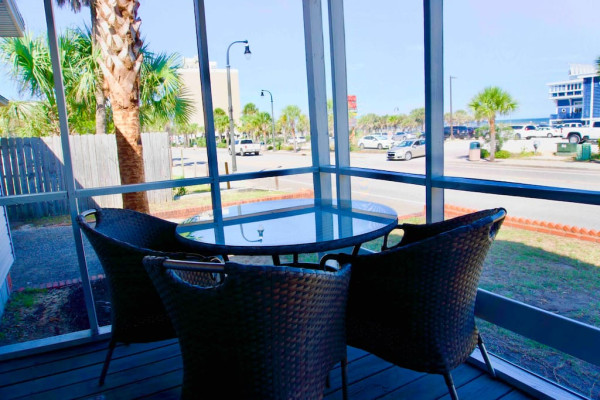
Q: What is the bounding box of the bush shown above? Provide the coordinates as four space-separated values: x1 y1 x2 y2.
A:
480 148 490 158
216 142 227 148
495 150 511 159
173 187 187 197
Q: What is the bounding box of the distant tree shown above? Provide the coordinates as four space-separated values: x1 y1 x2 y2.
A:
278 105 302 145
469 86 518 161
357 113 379 134
409 107 425 131
213 108 229 141
453 109 472 125
242 102 258 116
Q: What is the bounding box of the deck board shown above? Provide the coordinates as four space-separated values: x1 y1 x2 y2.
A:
0 340 550 399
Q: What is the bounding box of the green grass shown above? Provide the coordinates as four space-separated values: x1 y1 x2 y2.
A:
6 289 47 309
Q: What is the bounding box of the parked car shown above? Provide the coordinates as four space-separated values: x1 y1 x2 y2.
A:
562 121 600 143
287 136 307 144
391 132 417 143
387 139 426 161
509 125 536 139
443 126 473 139
358 135 393 150
228 139 261 156
525 126 560 139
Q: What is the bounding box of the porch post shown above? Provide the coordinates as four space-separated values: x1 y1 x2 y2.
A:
303 0 333 205
424 0 445 223
328 0 352 207
43 0 99 334
192 0 224 229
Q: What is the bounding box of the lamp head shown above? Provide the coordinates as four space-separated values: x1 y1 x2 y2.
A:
244 44 251 60
257 225 264 240
261 90 265 97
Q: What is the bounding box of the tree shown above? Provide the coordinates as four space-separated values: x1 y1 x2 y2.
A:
278 105 302 145
96 0 148 212
0 30 190 137
213 108 229 141
55 0 107 135
409 107 425 131
469 86 518 161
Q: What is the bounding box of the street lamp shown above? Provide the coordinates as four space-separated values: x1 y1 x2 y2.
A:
449 75 457 139
226 40 251 172
261 89 275 151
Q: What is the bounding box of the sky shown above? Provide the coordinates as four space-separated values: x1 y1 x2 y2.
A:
2 0 600 121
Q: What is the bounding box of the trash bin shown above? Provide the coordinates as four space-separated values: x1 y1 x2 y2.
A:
576 143 591 161
468 141 481 161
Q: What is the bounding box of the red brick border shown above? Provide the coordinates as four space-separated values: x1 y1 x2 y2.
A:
444 204 600 244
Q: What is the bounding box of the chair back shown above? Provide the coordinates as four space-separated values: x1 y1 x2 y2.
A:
340 208 506 375
77 208 215 343
144 257 351 400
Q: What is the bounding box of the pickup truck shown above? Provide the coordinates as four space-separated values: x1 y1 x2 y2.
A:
563 121 600 144
228 139 261 156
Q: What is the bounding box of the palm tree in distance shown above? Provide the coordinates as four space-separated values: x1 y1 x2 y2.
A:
469 86 518 162
279 105 302 150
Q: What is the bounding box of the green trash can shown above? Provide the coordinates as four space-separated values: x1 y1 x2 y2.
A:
576 143 591 161
468 141 481 161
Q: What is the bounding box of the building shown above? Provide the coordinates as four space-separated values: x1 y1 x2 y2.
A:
178 58 241 130
548 64 600 125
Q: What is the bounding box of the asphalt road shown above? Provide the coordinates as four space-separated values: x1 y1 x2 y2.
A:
174 139 600 230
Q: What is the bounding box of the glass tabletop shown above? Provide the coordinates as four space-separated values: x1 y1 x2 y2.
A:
176 198 398 255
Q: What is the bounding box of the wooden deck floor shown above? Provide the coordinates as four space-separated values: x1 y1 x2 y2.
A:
0 339 534 400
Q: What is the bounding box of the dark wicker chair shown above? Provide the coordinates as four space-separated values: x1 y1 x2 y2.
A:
323 208 506 400
143 256 351 400
76 208 218 386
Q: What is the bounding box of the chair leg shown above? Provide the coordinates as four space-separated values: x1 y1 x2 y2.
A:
443 372 459 400
341 356 348 400
325 371 331 388
478 334 496 378
99 340 116 386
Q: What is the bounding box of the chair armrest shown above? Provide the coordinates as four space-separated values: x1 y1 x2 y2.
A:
382 225 405 250
320 253 353 270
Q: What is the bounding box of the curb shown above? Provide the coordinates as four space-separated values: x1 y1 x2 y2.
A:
16 274 105 293
151 188 315 220
444 204 600 244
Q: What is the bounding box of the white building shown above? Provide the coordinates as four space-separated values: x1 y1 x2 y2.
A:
178 59 241 130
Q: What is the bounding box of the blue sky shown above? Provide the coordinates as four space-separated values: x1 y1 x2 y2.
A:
2 0 600 120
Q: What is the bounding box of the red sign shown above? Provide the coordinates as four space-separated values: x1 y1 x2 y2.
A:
347 95 357 112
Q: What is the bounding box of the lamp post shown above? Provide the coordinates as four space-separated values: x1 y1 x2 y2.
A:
449 75 457 139
261 89 275 151
226 40 251 172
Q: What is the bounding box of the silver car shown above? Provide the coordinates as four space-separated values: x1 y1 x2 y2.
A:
387 139 426 161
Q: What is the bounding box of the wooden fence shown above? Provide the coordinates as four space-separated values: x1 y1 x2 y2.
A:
0 133 172 220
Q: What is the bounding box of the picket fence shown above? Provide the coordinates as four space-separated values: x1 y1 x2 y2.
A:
0 133 172 220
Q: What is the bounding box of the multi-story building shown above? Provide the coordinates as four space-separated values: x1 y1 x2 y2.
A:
548 64 600 125
178 58 241 130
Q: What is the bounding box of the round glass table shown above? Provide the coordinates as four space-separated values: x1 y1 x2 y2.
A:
176 198 398 264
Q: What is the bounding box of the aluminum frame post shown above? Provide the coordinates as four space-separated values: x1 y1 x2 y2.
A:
43 0 99 334
303 0 333 205
424 0 445 223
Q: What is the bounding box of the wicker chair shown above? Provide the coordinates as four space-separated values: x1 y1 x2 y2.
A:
76 208 218 386
143 256 351 400
323 208 506 400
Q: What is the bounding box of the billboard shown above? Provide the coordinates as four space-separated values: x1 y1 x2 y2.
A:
347 95 357 112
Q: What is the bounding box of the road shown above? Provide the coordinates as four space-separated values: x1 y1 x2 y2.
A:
173 139 600 230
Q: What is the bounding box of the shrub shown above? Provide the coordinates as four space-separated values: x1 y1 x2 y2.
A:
216 142 227 148
480 148 490 158
174 187 187 197
495 150 511 159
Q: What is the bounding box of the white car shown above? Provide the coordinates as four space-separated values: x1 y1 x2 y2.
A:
525 126 560 139
358 135 393 150
387 139 426 161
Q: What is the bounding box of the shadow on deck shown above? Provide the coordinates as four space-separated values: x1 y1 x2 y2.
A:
0 338 535 399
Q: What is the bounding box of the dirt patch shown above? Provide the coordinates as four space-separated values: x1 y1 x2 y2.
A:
0 280 111 346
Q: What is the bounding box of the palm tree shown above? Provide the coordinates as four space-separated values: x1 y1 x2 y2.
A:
55 0 107 135
213 108 229 141
409 107 425 131
278 105 302 146
469 86 518 161
95 0 147 211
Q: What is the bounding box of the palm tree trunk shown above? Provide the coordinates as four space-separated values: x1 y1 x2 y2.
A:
96 0 148 212
113 106 149 212
489 118 496 162
90 3 107 135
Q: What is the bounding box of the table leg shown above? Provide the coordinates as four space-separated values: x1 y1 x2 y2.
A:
293 253 299 263
352 244 361 256
272 255 281 265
